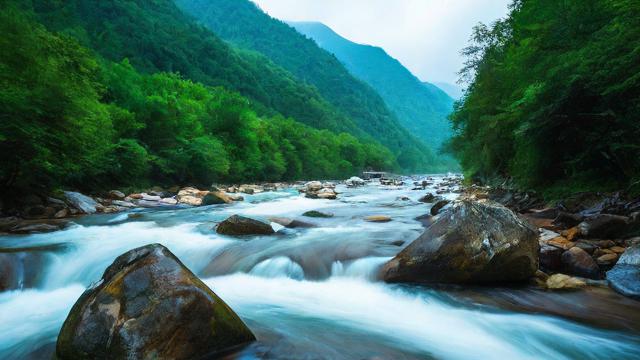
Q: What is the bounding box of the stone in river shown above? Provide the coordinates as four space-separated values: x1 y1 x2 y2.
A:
202 191 233 205
64 191 99 214
302 210 333 218
546 273 587 290
381 200 538 284
547 236 575 250
364 215 392 223
56 244 255 359
561 247 600 279
607 244 640 299
269 217 316 228
216 215 275 236
539 245 563 271
418 193 437 203
430 199 450 216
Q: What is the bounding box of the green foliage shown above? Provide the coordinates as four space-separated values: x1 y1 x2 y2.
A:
175 0 448 171
0 7 396 197
0 7 114 193
449 0 640 195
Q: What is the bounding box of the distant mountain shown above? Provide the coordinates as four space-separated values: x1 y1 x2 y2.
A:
433 82 464 100
290 22 455 151
175 0 446 172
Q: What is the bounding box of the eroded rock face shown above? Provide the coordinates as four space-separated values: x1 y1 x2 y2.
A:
56 244 255 360
381 200 538 284
216 215 275 236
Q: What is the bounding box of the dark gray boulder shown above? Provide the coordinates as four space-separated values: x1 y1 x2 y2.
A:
381 200 538 284
56 244 255 360
607 244 640 299
216 215 274 236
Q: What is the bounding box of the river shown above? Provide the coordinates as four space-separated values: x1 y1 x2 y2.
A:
1 175 639 359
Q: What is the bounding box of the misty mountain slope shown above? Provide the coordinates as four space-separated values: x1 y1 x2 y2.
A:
433 82 464 100
291 21 455 150
175 0 444 171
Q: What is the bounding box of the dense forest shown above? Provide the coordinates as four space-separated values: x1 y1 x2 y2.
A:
290 22 455 153
0 4 396 197
174 0 442 171
0 0 463 199
449 0 640 196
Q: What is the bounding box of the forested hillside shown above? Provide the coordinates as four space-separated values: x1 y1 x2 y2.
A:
174 0 444 171
449 0 640 196
0 4 395 197
291 22 455 152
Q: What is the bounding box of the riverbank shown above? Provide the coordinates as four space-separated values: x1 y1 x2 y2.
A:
1 175 639 359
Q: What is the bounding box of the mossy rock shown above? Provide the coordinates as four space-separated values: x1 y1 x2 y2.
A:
302 210 333 218
56 244 255 359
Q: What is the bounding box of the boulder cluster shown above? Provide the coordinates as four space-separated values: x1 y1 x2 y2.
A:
298 181 338 200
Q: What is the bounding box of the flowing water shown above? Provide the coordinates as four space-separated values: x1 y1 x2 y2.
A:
1 176 639 359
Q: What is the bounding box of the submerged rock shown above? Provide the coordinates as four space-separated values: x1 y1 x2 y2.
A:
364 215 392 223
268 217 316 229
381 200 538 284
216 215 275 236
56 244 255 359
418 193 436 203
302 210 333 218
607 244 640 299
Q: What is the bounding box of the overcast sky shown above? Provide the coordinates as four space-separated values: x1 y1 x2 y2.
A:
252 0 511 84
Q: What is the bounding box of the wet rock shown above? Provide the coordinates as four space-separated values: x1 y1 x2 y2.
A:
418 193 436 203
202 191 232 205
546 273 586 290
547 236 575 250
561 227 581 242
611 246 626 254
574 240 597 254
227 194 244 202
430 199 450 216
578 214 629 239
607 244 640 299
216 215 275 236
303 181 337 200
553 212 584 228
108 190 125 200
140 193 161 202
159 198 178 205
63 191 99 214
302 210 333 218
396 196 410 201
10 223 61 234
596 253 619 266
414 214 434 228
111 200 136 208
268 217 315 229
539 245 563 271
345 176 365 187
561 247 600 279
364 215 392 223
315 188 337 200
381 200 538 284
54 208 69 219
56 244 255 359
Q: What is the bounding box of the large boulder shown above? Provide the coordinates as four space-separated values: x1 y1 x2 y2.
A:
216 215 275 236
56 244 254 359
430 199 450 216
607 244 640 299
64 191 99 214
381 200 538 284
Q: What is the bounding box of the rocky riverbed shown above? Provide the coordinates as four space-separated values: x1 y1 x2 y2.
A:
1 175 640 359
